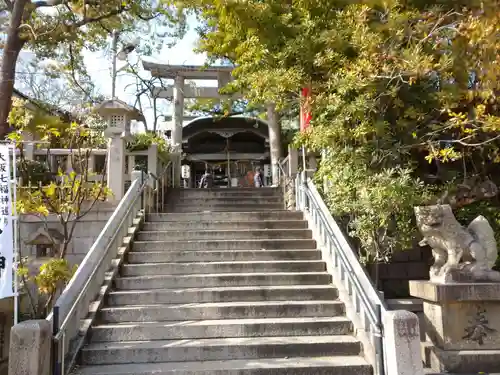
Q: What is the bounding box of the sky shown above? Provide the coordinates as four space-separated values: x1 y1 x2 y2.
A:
83 16 208 132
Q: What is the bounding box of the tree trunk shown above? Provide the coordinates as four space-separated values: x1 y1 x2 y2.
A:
267 103 282 185
152 97 158 133
0 0 29 138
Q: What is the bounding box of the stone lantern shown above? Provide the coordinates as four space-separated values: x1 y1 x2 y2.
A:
95 99 145 201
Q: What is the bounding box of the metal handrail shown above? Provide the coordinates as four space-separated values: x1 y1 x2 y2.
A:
296 173 387 375
48 161 173 375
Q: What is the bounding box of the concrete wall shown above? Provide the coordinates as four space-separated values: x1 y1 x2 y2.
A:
0 201 116 370
366 246 433 299
20 201 117 266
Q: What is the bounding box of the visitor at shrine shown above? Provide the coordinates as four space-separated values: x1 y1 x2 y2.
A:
254 167 264 188
199 169 214 188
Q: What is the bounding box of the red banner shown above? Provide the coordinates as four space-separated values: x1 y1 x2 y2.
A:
300 87 312 132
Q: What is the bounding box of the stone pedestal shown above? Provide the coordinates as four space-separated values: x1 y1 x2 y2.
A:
169 152 182 188
9 320 51 375
410 280 500 373
288 146 299 176
105 127 126 201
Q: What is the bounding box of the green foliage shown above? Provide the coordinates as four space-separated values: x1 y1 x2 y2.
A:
18 258 77 318
34 259 78 295
18 259 77 296
16 159 53 186
179 0 500 263
17 171 112 218
9 100 112 318
281 122 299 154
127 132 171 162
318 149 432 263
8 98 106 149
187 97 261 118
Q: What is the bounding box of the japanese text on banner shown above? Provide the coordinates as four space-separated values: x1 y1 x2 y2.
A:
0 145 14 299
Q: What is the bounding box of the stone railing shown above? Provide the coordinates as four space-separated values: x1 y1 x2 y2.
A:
49 177 143 375
276 146 300 209
19 146 160 183
276 155 296 210
8 163 173 375
277 149 424 375
294 172 424 375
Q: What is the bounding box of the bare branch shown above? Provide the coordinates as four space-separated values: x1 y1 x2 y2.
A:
438 134 500 147
67 45 96 103
71 5 128 28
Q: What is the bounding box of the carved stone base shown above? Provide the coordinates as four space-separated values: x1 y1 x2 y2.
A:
422 342 500 372
410 280 500 373
432 267 500 284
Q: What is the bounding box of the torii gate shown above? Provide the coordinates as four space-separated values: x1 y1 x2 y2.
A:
142 62 282 185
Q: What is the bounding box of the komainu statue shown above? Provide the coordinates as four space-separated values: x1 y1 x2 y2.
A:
414 204 500 283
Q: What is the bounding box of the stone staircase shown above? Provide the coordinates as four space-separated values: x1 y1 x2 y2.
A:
73 188 372 375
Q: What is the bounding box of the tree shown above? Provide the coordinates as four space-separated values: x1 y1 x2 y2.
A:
187 97 261 118
15 56 105 113
176 0 500 264
124 59 170 132
0 0 185 138
9 99 111 318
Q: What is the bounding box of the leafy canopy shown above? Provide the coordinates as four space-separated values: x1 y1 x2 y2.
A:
177 0 500 261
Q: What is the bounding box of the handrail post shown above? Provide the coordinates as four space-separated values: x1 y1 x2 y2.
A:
301 171 308 210
375 303 385 375
140 171 144 210
52 306 60 375
295 174 300 211
155 171 159 212
161 173 165 212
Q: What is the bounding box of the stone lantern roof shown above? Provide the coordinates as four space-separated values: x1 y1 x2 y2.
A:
95 99 145 123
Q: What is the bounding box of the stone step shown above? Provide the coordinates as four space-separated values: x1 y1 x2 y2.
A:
106 285 338 305
132 239 317 252
120 260 326 277
171 197 284 205
98 300 345 323
136 229 312 241
127 249 322 263
90 316 353 342
167 203 284 212
168 187 282 197
141 220 308 231
115 272 332 289
146 211 303 222
73 356 372 375
80 335 362 365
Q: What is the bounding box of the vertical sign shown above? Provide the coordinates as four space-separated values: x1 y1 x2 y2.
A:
300 87 312 132
0 145 13 299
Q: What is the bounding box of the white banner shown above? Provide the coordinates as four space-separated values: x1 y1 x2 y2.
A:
0 145 14 299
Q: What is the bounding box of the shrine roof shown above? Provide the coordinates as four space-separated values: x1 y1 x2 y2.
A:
182 115 269 140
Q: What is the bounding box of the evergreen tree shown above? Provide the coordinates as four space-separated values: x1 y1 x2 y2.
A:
178 0 500 262
0 0 185 137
